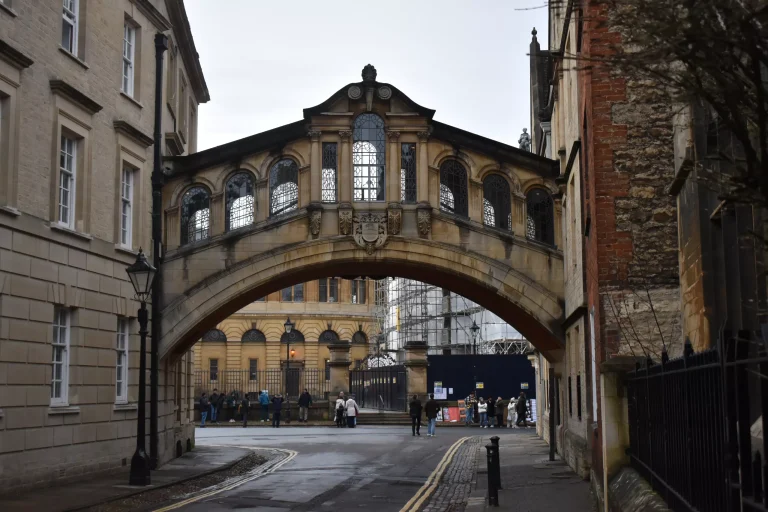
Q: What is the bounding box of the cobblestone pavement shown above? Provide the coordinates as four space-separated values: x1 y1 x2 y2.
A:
421 436 483 512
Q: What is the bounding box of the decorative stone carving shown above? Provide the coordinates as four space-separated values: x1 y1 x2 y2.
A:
387 204 402 235
338 204 353 235
417 131 430 142
387 131 401 142
417 207 432 237
518 128 531 152
339 130 352 142
362 64 377 82
348 85 362 100
308 206 322 236
377 86 392 100
353 211 388 255
307 130 321 141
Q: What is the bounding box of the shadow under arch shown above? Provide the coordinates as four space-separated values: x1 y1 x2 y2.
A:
160 239 565 362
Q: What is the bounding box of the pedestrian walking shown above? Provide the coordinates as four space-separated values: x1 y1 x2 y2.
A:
478 397 488 428
515 391 528 428
425 393 439 437
272 393 284 428
298 388 312 423
507 396 517 428
495 396 505 428
335 392 347 428
345 395 359 428
259 390 270 422
240 394 250 428
488 396 496 428
210 388 220 424
199 392 210 427
410 395 423 436
464 392 476 425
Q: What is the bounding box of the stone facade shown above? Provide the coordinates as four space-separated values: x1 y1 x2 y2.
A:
0 0 208 490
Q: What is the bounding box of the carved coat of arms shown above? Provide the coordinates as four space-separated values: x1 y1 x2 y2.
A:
353 212 387 254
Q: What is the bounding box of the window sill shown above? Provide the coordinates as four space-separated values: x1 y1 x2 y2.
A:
120 91 143 109
48 405 80 415
50 223 93 241
0 3 18 17
58 47 89 70
115 244 138 257
0 205 21 217
113 403 137 412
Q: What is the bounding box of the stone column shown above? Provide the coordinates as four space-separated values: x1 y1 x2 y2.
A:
209 192 224 236
404 341 429 403
339 130 352 204
387 131 400 203
417 131 430 204
511 193 526 236
309 131 321 204
327 340 351 414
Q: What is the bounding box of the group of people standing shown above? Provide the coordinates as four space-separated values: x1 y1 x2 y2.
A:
334 392 359 428
464 391 531 428
409 393 441 436
199 388 314 428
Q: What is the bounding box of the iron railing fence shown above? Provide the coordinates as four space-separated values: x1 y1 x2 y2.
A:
349 365 407 411
627 331 768 512
194 368 329 402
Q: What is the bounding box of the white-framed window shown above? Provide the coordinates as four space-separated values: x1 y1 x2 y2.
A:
122 23 136 97
120 166 134 248
351 279 366 304
58 135 77 228
62 0 78 55
116 318 129 404
51 307 70 406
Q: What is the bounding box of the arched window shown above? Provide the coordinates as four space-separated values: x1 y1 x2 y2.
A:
241 329 266 343
483 174 511 230
269 159 299 216
280 329 305 343
225 172 254 231
353 113 385 201
180 186 210 245
352 330 368 344
319 330 340 343
526 188 554 245
439 160 468 217
201 329 227 342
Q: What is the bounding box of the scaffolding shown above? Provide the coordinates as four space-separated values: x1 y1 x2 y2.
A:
372 277 533 360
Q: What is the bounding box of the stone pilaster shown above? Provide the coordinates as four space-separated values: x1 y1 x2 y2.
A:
417 131 430 204
338 130 352 203
404 341 429 402
387 131 400 202
209 192 224 236
327 340 351 415
308 131 321 203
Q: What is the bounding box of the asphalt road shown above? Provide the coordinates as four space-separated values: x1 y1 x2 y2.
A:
171 425 490 511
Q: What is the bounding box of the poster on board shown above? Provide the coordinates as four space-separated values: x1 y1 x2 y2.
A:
434 386 448 400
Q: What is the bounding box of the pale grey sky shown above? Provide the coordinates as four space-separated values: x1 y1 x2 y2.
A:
185 1 548 151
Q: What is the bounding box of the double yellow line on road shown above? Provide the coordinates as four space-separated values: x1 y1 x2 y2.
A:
399 436 470 512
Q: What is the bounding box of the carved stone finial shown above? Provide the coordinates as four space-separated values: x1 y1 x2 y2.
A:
362 64 377 83
518 128 531 152
532 27 537 37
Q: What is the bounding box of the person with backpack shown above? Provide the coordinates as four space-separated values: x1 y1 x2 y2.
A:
199 392 210 427
272 393 284 428
298 389 312 423
424 393 439 437
335 392 346 428
240 394 250 428
259 390 270 422
409 395 423 436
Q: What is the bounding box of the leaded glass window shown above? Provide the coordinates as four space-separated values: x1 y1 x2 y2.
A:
353 113 385 201
225 172 254 231
322 143 337 203
319 277 339 303
526 188 555 245
180 186 210 245
439 160 468 217
400 143 416 203
351 279 366 304
483 174 511 230
269 159 299 216
281 284 304 302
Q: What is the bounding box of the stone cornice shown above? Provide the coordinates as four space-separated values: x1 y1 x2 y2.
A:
0 40 33 69
49 79 103 115
165 0 210 103
130 0 171 31
114 120 154 148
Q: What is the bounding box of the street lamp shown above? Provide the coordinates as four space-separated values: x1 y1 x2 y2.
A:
125 249 157 486
470 320 480 355
284 317 295 397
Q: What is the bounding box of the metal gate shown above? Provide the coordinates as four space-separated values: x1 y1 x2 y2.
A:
349 365 407 411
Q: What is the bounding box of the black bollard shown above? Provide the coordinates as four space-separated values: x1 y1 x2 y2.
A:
485 444 499 506
489 436 502 489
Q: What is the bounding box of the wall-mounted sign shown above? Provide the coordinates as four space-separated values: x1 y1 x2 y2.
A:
521 382 529 390
476 382 484 389
434 381 443 388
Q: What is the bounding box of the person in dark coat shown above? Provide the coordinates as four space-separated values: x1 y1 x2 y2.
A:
487 396 496 428
240 394 250 428
199 392 210 427
409 395 423 436
424 393 440 437
495 396 505 428
298 389 312 423
272 393 284 428
210 389 220 424
515 391 528 427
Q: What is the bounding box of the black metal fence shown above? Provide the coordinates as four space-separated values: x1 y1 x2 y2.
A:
194 368 329 401
627 332 767 512
349 365 407 411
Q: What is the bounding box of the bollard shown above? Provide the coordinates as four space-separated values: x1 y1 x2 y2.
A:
489 436 502 489
485 444 499 507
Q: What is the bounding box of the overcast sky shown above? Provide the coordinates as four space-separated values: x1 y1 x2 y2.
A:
185 1 548 152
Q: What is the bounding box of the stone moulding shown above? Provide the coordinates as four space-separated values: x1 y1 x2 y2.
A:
416 204 432 237
387 203 402 235
338 203 353 235
307 203 322 236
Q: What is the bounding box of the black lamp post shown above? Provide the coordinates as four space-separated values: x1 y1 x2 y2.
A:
125 249 157 486
470 321 480 355
284 317 295 396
